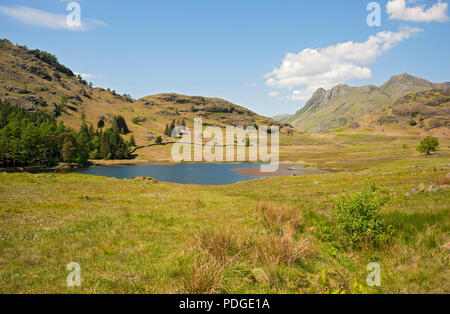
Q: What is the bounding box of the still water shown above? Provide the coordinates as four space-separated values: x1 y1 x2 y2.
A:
76 163 264 185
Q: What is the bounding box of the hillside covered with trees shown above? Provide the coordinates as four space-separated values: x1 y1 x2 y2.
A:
0 101 133 168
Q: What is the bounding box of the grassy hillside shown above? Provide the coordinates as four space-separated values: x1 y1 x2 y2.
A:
1 147 448 293
287 74 450 135
0 39 294 161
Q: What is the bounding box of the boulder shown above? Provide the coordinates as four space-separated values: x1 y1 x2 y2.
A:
426 185 439 193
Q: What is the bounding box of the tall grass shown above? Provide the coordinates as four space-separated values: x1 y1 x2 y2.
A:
434 175 450 186
178 255 227 294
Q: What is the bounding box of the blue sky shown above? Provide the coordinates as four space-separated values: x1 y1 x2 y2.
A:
0 0 449 116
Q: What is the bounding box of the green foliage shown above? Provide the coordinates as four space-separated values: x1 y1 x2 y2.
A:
409 119 417 126
0 101 133 167
97 128 132 160
129 135 136 147
111 115 130 135
0 101 70 167
417 136 439 155
31 49 74 77
97 119 105 129
332 182 394 248
155 136 163 145
132 117 139 125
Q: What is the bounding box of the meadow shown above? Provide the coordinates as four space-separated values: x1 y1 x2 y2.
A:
0 134 449 294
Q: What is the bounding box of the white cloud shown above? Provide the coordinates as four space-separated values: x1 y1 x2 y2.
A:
265 27 422 100
387 0 449 22
269 91 279 97
0 6 106 31
74 72 103 80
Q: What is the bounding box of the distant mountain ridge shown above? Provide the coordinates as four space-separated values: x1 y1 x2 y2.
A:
283 73 450 133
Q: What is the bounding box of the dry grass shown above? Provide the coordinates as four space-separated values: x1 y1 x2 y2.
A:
178 255 227 294
255 202 302 232
252 233 314 266
252 202 314 266
434 175 450 186
196 226 242 262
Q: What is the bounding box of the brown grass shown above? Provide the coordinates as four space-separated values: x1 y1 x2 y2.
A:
196 226 242 262
434 175 450 186
255 201 302 231
178 255 227 294
252 233 314 266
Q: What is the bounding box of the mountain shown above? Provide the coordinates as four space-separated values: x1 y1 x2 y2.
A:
0 39 295 154
272 114 293 123
287 73 450 133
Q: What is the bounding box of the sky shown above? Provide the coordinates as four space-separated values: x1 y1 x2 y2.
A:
0 0 449 116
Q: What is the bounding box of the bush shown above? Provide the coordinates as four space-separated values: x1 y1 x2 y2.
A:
155 136 163 145
409 119 417 126
332 182 394 248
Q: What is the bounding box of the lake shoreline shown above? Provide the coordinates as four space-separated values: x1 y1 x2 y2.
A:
231 163 331 177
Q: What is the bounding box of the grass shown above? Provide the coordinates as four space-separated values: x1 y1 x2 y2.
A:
0 152 449 294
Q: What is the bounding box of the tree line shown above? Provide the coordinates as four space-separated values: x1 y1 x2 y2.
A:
0 101 133 168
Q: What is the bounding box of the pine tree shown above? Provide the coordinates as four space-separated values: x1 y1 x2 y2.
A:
130 135 136 147
169 120 176 138
97 119 105 130
62 134 77 163
164 124 170 137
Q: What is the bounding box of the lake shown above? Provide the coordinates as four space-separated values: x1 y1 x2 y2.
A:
75 163 330 185
75 163 263 185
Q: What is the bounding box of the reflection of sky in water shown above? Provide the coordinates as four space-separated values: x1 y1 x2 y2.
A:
77 163 264 185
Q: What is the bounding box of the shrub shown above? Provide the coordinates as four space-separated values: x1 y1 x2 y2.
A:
409 119 417 126
332 182 394 248
155 136 163 145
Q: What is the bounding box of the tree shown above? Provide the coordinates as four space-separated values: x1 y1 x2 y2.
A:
97 119 105 130
130 135 136 147
169 120 176 137
155 136 163 145
417 136 439 155
164 124 170 137
62 134 77 163
112 115 129 134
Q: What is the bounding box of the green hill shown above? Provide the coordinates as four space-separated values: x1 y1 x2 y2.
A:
0 39 294 160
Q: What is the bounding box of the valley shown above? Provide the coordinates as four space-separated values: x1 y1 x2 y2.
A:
0 39 449 295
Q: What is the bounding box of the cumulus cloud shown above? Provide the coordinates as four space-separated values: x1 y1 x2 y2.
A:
74 73 103 80
387 0 449 22
265 27 422 100
0 5 106 31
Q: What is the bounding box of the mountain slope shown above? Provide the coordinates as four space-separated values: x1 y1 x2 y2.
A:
288 74 450 133
0 39 295 159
